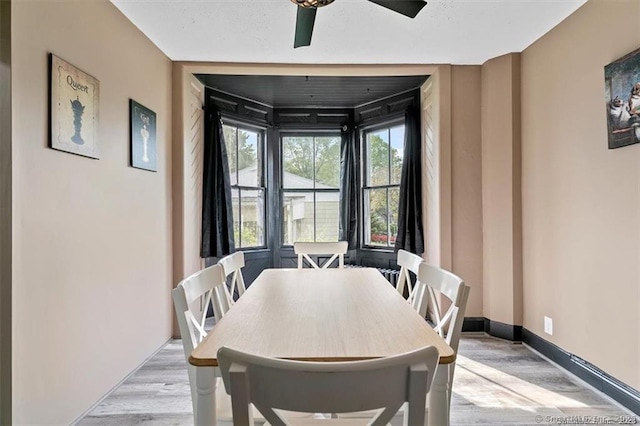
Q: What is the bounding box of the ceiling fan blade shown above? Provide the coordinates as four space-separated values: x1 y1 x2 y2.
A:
294 6 317 48
366 0 427 18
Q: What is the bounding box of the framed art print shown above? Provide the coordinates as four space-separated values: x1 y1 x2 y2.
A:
130 99 157 172
604 46 640 149
49 53 100 159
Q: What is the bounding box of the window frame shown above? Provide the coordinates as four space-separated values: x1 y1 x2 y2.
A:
279 130 342 247
222 117 268 251
360 118 405 251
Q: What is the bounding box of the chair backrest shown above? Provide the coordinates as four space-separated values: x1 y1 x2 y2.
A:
218 251 247 306
172 264 229 415
218 345 439 426
172 264 228 355
417 263 470 352
293 241 348 269
395 249 427 316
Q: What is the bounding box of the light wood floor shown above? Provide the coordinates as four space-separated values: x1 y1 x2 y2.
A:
77 335 635 425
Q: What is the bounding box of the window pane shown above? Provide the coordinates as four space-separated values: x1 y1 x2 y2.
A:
223 124 238 185
366 130 390 186
231 188 240 246
389 187 399 246
315 191 340 242
365 188 389 246
315 136 340 188
390 125 405 185
237 129 259 187
283 192 315 245
239 189 265 248
283 137 314 188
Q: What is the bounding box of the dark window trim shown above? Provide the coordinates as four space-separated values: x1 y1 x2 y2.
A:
362 183 402 191
221 116 269 132
282 188 340 193
0 0 11 421
234 185 265 191
237 247 271 255
275 107 352 130
210 88 273 127
359 116 405 133
278 128 342 135
359 246 399 254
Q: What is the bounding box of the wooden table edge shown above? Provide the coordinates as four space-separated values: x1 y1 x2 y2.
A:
189 352 456 367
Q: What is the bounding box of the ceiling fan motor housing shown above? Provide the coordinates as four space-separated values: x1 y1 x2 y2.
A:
291 0 335 8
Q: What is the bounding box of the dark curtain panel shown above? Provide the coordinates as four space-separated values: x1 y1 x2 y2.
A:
201 103 235 258
395 106 424 254
339 123 358 250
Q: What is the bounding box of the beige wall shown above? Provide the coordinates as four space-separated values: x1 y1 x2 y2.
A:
12 1 173 423
521 0 639 389
481 53 523 326
450 66 483 317
421 65 484 317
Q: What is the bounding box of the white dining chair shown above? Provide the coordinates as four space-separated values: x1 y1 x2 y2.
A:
218 251 247 306
173 265 312 425
417 262 470 412
217 345 439 426
395 249 427 317
172 264 233 422
335 251 429 424
293 241 348 269
418 262 469 354
340 263 469 424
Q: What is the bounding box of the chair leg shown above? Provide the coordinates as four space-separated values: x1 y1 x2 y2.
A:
428 364 450 426
195 366 218 426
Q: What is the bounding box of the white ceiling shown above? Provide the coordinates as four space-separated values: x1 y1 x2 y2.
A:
111 0 587 65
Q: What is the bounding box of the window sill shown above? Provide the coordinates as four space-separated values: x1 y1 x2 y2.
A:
359 246 396 254
237 247 269 254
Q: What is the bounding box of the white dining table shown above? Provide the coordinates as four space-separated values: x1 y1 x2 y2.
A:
189 267 456 425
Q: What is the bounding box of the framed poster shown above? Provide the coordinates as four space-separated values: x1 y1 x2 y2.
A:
49 53 100 159
130 99 157 172
604 46 640 149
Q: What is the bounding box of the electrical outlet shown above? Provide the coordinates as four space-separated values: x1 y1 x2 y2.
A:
544 316 553 335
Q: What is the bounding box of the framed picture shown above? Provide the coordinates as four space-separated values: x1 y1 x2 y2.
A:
49 53 100 159
130 99 157 172
604 46 640 149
